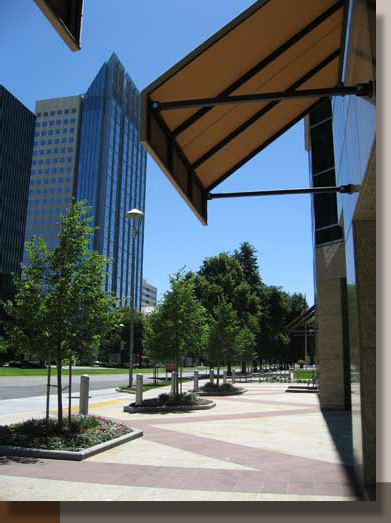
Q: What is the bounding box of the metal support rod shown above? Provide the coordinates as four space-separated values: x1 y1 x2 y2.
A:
151 82 374 112
208 184 357 200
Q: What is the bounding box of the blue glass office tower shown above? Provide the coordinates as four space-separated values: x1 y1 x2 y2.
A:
76 53 147 309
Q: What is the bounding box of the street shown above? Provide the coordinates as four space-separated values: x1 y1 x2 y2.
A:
0 370 199 400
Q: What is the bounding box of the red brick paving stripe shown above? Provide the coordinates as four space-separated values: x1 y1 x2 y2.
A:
138 425 353 486
115 406 319 429
0 458 355 498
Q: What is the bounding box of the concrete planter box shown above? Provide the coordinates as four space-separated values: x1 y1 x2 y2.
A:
124 401 216 413
197 388 246 396
0 429 143 461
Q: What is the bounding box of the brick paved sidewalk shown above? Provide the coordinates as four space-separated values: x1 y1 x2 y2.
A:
0 382 360 501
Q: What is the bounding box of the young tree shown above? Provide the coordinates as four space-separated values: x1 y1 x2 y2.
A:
236 327 257 373
145 269 209 395
208 298 240 385
2 200 117 427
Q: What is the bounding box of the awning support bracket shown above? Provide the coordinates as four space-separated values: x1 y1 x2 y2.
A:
151 82 374 112
207 184 359 200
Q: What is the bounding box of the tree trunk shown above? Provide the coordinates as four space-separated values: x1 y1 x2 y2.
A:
68 354 72 426
227 362 232 377
241 361 246 374
56 348 63 428
217 363 220 387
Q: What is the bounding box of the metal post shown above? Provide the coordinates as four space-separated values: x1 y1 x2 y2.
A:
136 374 143 406
210 369 214 384
171 371 178 396
129 225 137 388
79 375 89 415
194 370 199 392
304 322 308 370
232 369 236 384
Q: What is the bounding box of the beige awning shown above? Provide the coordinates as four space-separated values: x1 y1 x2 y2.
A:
140 0 349 224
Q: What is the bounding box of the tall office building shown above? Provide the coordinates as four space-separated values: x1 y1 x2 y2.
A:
76 53 147 308
24 53 147 309
25 96 83 252
0 85 35 306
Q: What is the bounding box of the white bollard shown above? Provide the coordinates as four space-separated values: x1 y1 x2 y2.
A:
194 370 199 392
79 374 89 415
223 371 227 385
171 371 178 396
210 369 214 384
232 369 236 384
136 374 143 406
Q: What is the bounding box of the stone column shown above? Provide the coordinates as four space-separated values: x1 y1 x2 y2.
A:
315 240 349 409
79 374 89 415
223 371 227 385
209 369 214 384
193 370 199 392
136 374 143 406
232 369 236 384
171 371 178 396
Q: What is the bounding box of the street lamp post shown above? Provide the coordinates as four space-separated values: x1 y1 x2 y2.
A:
125 208 144 387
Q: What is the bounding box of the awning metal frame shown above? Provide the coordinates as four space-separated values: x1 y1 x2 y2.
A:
208 184 358 200
151 82 374 112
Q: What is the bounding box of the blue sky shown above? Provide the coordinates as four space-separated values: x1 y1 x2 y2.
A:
1 0 314 304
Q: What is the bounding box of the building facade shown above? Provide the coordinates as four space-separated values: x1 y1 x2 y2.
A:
307 0 375 497
141 278 157 308
0 86 35 306
24 96 83 252
76 53 147 309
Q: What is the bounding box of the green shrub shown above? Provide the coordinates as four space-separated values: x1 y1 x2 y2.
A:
0 416 130 451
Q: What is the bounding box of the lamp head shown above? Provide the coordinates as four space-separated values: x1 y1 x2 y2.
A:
125 208 144 220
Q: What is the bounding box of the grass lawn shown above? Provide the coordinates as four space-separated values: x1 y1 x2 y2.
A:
0 366 208 377
293 370 316 380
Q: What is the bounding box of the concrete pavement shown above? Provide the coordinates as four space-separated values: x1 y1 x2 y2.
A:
0 380 360 501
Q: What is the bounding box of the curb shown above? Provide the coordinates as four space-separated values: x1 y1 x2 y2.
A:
123 401 216 413
0 429 143 461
